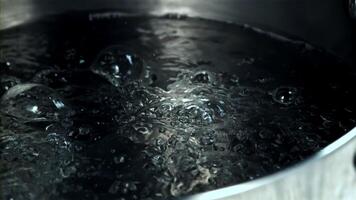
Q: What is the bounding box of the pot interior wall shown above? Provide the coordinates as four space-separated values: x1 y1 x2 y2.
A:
0 0 354 63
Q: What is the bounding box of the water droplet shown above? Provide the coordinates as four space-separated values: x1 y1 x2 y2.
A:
0 84 73 122
272 87 298 105
91 46 145 86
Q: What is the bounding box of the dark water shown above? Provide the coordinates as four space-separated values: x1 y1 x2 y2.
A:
0 11 355 200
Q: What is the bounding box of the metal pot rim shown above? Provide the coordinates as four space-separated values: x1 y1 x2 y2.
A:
187 128 356 200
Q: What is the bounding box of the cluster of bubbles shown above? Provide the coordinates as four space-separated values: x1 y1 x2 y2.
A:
1 14 353 200
0 43 246 198
0 44 324 199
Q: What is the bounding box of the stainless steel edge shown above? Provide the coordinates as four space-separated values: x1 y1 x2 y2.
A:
186 128 356 200
0 0 353 62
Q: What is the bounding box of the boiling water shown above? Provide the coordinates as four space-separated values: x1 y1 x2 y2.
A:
0 12 355 200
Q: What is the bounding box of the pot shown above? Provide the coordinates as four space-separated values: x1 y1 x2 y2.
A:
0 0 355 199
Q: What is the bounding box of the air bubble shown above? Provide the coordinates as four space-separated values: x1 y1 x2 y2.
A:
113 156 126 164
91 46 145 86
176 104 213 125
0 84 73 122
0 16 348 200
191 71 211 84
272 86 298 105
133 124 153 135
200 134 215 145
